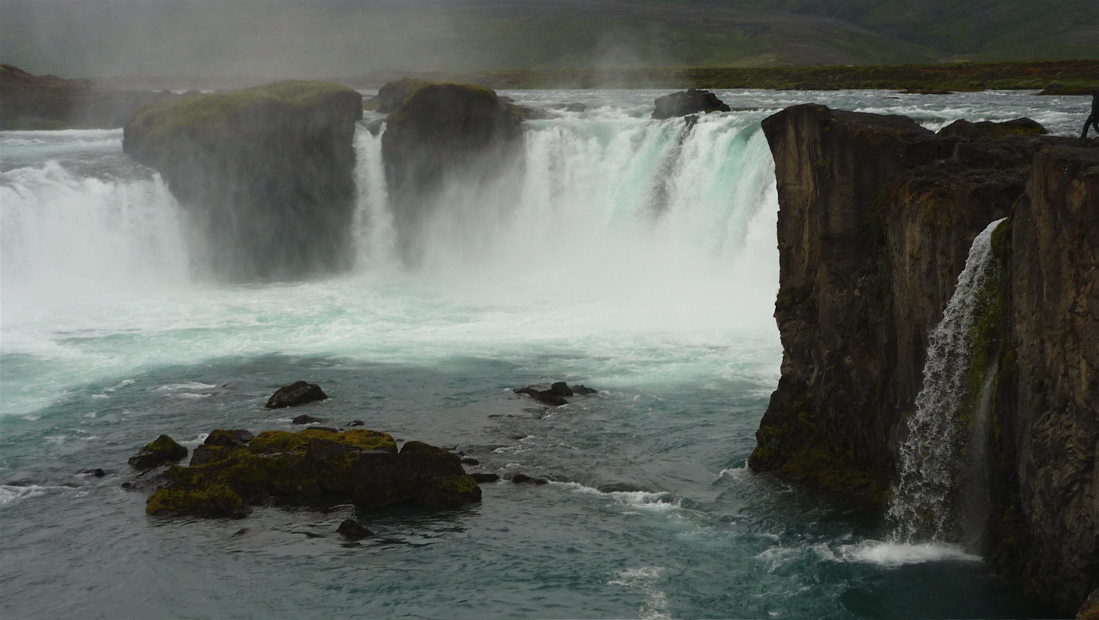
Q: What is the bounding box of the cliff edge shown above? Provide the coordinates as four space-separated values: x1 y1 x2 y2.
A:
751 103 1097 614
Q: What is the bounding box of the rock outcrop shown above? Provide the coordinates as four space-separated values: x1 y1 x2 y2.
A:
136 427 480 518
750 103 1097 614
0 64 177 130
123 81 363 281
651 89 730 120
266 381 328 409
379 80 523 263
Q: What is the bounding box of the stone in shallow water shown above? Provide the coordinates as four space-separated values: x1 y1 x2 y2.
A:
291 414 326 425
266 381 328 409
337 519 374 540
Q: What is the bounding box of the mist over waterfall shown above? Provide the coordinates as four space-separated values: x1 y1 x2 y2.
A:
353 111 779 323
0 106 781 417
889 218 1007 545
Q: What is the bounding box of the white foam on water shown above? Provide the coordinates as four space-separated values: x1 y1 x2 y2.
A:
836 540 981 567
557 481 682 512
608 567 671 620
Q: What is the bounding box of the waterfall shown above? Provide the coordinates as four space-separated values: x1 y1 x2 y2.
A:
0 156 192 316
888 218 1007 544
349 112 778 318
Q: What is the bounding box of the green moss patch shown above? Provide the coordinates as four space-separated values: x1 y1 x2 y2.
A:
140 427 476 518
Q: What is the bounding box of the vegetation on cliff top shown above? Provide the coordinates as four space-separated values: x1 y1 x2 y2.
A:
125 80 360 152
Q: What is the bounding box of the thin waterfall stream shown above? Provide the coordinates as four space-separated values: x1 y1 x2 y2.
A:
888 217 1006 544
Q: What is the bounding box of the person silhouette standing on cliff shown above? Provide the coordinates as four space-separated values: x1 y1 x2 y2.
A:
1082 91 1099 140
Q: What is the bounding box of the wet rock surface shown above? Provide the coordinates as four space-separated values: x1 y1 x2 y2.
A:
336 518 374 540
513 381 599 407
266 381 328 409
651 89 731 120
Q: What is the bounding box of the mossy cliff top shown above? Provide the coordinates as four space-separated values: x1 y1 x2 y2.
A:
123 80 362 165
136 427 479 519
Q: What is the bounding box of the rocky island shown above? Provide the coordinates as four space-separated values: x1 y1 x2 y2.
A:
750 104 1097 615
129 427 481 518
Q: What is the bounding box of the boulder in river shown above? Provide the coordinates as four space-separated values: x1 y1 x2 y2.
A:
266 381 328 409
652 89 730 120
336 518 374 540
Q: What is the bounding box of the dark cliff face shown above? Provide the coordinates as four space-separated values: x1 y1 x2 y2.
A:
750 104 958 501
990 146 1099 613
752 103 1097 614
123 81 363 281
380 81 523 264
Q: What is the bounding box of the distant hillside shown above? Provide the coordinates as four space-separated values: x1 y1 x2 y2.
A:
719 0 1098 61
0 0 1094 81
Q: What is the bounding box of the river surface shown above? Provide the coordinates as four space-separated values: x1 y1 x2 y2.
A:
1 89 1083 619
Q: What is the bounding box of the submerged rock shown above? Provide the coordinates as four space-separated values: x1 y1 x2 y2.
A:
514 381 598 406
471 472 499 483
123 80 363 281
266 381 328 409
138 427 479 518
651 89 730 120
291 414 326 425
337 519 374 540
509 473 548 485
128 435 188 470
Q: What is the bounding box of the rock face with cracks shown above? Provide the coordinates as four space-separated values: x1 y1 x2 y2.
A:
137 428 480 518
123 81 363 281
751 103 1097 615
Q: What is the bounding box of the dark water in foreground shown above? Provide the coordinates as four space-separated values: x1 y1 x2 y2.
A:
0 354 1050 619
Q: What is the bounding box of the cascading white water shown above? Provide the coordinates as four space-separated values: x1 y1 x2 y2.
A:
0 108 780 416
0 157 192 317
889 218 1006 543
350 112 778 326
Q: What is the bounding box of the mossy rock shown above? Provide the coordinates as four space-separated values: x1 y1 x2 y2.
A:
128 435 188 471
139 427 477 518
372 77 432 114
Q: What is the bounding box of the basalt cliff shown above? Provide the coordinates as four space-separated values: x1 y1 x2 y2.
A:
750 104 1097 615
